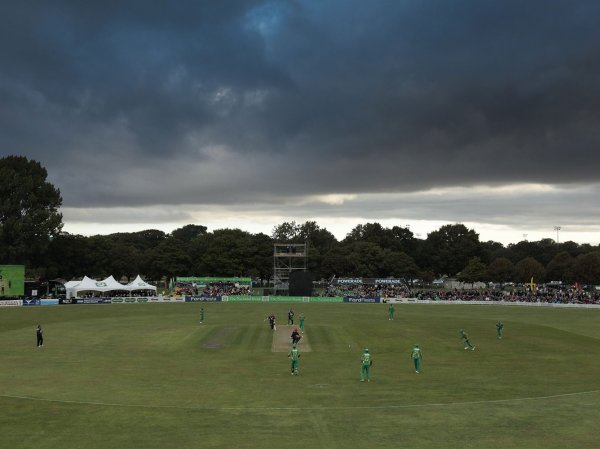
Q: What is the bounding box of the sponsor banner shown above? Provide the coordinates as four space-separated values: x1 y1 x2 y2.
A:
269 296 309 302
344 296 381 303
124 297 137 303
223 295 263 302
309 296 344 303
334 278 363 285
374 278 405 285
136 297 149 303
40 298 59 306
185 296 221 302
334 277 407 286
0 299 22 307
23 298 41 306
79 297 111 304
157 297 185 302
175 276 252 287
60 298 74 304
223 295 344 303
384 297 414 303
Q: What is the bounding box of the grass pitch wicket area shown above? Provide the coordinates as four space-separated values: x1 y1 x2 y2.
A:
1 302 600 449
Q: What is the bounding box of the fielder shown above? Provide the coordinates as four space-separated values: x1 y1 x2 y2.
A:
360 348 372 382
288 344 300 375
460 329 476 350
410 344 422 373
496 321 504 339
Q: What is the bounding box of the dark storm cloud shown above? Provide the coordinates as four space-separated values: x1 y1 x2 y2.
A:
1 0 600 209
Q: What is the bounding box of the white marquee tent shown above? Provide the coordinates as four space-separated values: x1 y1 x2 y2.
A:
65 275 157 299
126 275 157 291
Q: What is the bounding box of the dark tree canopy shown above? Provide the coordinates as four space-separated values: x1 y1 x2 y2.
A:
574 252 600 285
0 156 62 264
546 252 576 284
487 257 516 283
514 257 546 283
171 224 208 242
424 224 482 276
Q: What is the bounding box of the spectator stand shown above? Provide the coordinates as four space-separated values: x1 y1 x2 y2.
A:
326 277 411 300
414 285 600 305
172 276 252 297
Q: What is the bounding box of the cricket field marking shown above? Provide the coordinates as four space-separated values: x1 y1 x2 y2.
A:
2 389 599 411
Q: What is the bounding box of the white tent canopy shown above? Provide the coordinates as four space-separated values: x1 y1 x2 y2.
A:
65 275 157 298
126 275 157 291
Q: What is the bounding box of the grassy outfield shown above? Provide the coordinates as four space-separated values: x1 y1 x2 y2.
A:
1 302 599 449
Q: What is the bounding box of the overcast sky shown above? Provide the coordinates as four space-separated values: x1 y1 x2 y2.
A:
1 0 599 244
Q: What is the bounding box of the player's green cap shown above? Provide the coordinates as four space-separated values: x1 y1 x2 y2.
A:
364 348 369 352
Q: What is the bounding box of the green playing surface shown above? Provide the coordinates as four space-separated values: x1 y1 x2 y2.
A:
1 302 599 448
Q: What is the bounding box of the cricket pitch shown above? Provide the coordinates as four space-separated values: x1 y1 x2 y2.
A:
271 324 312 352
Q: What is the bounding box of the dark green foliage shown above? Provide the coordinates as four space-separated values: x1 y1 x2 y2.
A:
574 252 600 285
32 221 600 284
487 257 515 283
171 224 207 242
514 257 546 283
0 156 62 264
458 257 488 285
422 224 482 276
545 252 576 283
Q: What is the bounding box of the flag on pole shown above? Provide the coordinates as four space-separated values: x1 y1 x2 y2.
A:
530 277 537 292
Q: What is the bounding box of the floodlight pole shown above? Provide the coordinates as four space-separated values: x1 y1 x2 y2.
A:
553 226 561 244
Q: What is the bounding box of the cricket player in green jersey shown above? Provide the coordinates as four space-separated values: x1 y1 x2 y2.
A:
388 303 395 320
199 307 204 323
299 312 305 334
360 348 372 382
496 321 503 339
460 329 476 350
288 344 300 375
411 344 422 373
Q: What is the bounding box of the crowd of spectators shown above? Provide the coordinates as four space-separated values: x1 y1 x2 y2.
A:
415 287 600 304
174 282 251 297
201 282 251 296
322 282 600 304
325 283 411 298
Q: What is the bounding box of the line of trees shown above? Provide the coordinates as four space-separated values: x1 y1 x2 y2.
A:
33 221 600 286
2 156 600 286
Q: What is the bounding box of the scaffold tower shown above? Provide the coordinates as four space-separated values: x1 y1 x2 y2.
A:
273 243 307 294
